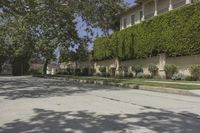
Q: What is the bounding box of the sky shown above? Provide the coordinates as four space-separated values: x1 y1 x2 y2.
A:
127 0 136 5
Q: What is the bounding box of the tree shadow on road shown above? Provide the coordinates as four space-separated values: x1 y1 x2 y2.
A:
0 108 199 133
0 77 131 100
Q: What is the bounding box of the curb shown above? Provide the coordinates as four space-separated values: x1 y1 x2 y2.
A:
139 86 199 97
34 76 200 97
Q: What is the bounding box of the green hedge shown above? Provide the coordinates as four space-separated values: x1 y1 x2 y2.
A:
93 2 200 60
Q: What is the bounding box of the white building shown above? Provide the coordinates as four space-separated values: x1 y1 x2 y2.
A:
120 0 199 30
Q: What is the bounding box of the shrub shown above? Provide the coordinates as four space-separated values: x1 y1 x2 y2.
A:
109 67 116 77
75 68 81 76
66 68 73 75
132 65 143 77
99 67 106 73
148 64 159 78
96 73 101 77
144 74 151 79
90 68 96 76
93 2 200 61
164 64 178 79
30 66 43 75
115 73 124 79
102 72 111 77
122 66 129 78
189 64 200 80
136 72 144 78
184 76 193 81
82 68 89 76
127 73 134 78
172 73 185 80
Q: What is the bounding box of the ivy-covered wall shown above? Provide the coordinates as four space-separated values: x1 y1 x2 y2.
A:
93 2 200 61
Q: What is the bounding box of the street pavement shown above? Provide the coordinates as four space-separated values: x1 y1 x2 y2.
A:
0 76 200 133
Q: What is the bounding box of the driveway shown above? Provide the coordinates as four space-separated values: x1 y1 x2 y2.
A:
0 76 200 133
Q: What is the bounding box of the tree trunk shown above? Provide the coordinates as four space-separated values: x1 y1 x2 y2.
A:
43 59 49 75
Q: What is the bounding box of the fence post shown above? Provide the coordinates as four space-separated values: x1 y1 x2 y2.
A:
115 58 120 77
158 53 166 79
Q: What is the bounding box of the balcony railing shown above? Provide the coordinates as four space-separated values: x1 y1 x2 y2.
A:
158 7 168 15
173 1 185 9
145 12 154 20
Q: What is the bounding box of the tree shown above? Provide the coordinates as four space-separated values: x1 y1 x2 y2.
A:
69 0 127 36
1 0 79 75
0 9 34 75
29 0 80 74
0 0 127 75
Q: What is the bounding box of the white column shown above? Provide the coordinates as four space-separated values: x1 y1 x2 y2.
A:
169 0 173 11
154 0 158 16
186 0 192 4
142 3 145 21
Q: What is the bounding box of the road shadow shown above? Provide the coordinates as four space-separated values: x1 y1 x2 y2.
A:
0 77 131 100
0 108 199 133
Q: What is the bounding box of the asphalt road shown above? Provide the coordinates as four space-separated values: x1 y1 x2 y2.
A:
0 76 200 133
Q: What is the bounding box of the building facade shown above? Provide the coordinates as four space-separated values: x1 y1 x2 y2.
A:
120 0 199 30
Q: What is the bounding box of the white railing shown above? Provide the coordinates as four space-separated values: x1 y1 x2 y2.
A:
145 12 154 19
158 7 169 14
173 1 185 9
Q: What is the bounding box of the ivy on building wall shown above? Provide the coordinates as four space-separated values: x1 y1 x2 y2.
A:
93 2 200 61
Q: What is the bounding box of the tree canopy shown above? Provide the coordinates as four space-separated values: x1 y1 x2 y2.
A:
0 0 127 75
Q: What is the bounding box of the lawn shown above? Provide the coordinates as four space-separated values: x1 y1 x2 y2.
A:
47 74 200 90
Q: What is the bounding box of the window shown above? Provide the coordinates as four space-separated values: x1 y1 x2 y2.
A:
140 11 143 21
131 15 135 25
123 18 127 28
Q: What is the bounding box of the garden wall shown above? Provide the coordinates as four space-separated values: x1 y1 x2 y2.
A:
90 54 200 78
166 54 200 75
68 54 200 78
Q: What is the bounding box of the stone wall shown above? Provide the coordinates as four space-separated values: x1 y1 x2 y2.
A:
166 55 200 76
67 54 200 78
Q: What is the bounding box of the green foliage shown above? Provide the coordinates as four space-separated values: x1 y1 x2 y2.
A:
31 66 43 75
75 68 82 76
132 65 143 77
143 74 151 79
93 2 200 60
70 0 127 35
109 67 116 77
189 64 200 80
172 73 185 80
164 64 178 79
148 64 159 77
136 72 144 78
82 68 89 76
99 67 106 73
184 76 193 81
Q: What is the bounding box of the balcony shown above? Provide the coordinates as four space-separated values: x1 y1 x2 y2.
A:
158 7 169 15
173 1 186 9
145 12 154 20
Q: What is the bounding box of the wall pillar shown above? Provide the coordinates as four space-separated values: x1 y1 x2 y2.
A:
94 62 98 74
186 0 192 4
158 54 167 79
115 58 120 76
169 0 173 11
154 0 158 16
142 3 145 21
